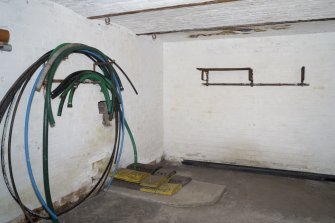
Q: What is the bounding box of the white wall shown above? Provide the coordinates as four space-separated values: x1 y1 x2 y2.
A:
1 1 334 222
0 0 163 222
163 32 335 175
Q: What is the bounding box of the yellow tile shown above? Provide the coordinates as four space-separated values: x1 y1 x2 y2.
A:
114 168 150 184
140 175 170 188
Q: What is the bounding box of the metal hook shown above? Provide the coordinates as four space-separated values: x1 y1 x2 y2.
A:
105 17 111 25
152 33 157 40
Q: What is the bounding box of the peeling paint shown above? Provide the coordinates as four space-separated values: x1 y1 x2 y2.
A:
9 184 92 223
271 24 290 30
92 157 110 177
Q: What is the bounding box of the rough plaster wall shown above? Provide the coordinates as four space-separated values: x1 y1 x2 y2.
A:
0 0 163 222
163 32 335 175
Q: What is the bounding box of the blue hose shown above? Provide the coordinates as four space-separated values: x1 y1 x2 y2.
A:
78 50 125 188
107 75 125 188
24 65 59 221
24 50 124 223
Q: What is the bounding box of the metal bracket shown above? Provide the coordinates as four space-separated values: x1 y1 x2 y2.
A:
197 66 309 87
199 67 253 86
93 60 115 71
93 60 125 91
98 101 113 127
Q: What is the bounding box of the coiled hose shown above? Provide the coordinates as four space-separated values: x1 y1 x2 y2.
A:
0 43 138 222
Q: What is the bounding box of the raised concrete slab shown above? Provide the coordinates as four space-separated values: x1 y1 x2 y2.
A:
108 180 226 207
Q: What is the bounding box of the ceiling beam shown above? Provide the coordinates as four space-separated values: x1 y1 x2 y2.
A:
87 0 238 19
136 18 335 36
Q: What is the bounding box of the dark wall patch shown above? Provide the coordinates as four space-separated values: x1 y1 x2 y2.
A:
188 24 291 38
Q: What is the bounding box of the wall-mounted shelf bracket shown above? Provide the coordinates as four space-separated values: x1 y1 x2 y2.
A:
197 66 309 87
198 67 254 86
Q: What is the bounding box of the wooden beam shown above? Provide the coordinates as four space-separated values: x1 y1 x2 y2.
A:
88 0 238 19
136 18 335 36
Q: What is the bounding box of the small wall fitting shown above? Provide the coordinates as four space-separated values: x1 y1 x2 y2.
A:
0 28 12 52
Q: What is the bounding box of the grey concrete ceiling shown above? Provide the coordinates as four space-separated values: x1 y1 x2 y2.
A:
52 0 335 36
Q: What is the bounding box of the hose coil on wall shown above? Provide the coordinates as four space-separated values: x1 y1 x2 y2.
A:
0 43 138 222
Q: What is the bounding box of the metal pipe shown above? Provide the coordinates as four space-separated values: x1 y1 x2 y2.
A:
182 160 335 182
203 83 309 86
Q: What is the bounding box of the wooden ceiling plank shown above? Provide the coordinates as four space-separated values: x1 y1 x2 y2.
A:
135 18 335 36
88 0 238 19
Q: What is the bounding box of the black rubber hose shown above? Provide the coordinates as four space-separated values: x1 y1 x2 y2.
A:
60 109 121 211
51 70 87 99
0 51 51 121
1 100 15 197
51 70 107 99
111 60 138 95
7 80 40 222
1 72 116 221
79 51 124 91
3 76 120 221
97 110 121 192
113 106 122 165
0 48 135 222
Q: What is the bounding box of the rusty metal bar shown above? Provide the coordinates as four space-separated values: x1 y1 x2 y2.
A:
204 83 309 86
197 67 254 86
42 79 99 85
93 61 115 71
301 66 305 86
198 66 309 87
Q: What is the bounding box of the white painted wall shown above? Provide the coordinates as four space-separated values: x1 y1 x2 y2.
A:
0 0 163 222
163 32 335 175
1 1 334 222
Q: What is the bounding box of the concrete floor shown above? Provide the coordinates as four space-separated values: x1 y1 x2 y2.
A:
59 163 335 223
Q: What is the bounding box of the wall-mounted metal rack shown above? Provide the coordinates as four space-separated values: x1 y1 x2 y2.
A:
197 66 309 87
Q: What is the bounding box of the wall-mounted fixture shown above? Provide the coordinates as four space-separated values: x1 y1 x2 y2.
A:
197 66 309 87
105 17 111 25
0 28 12 52
98 101 113 126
